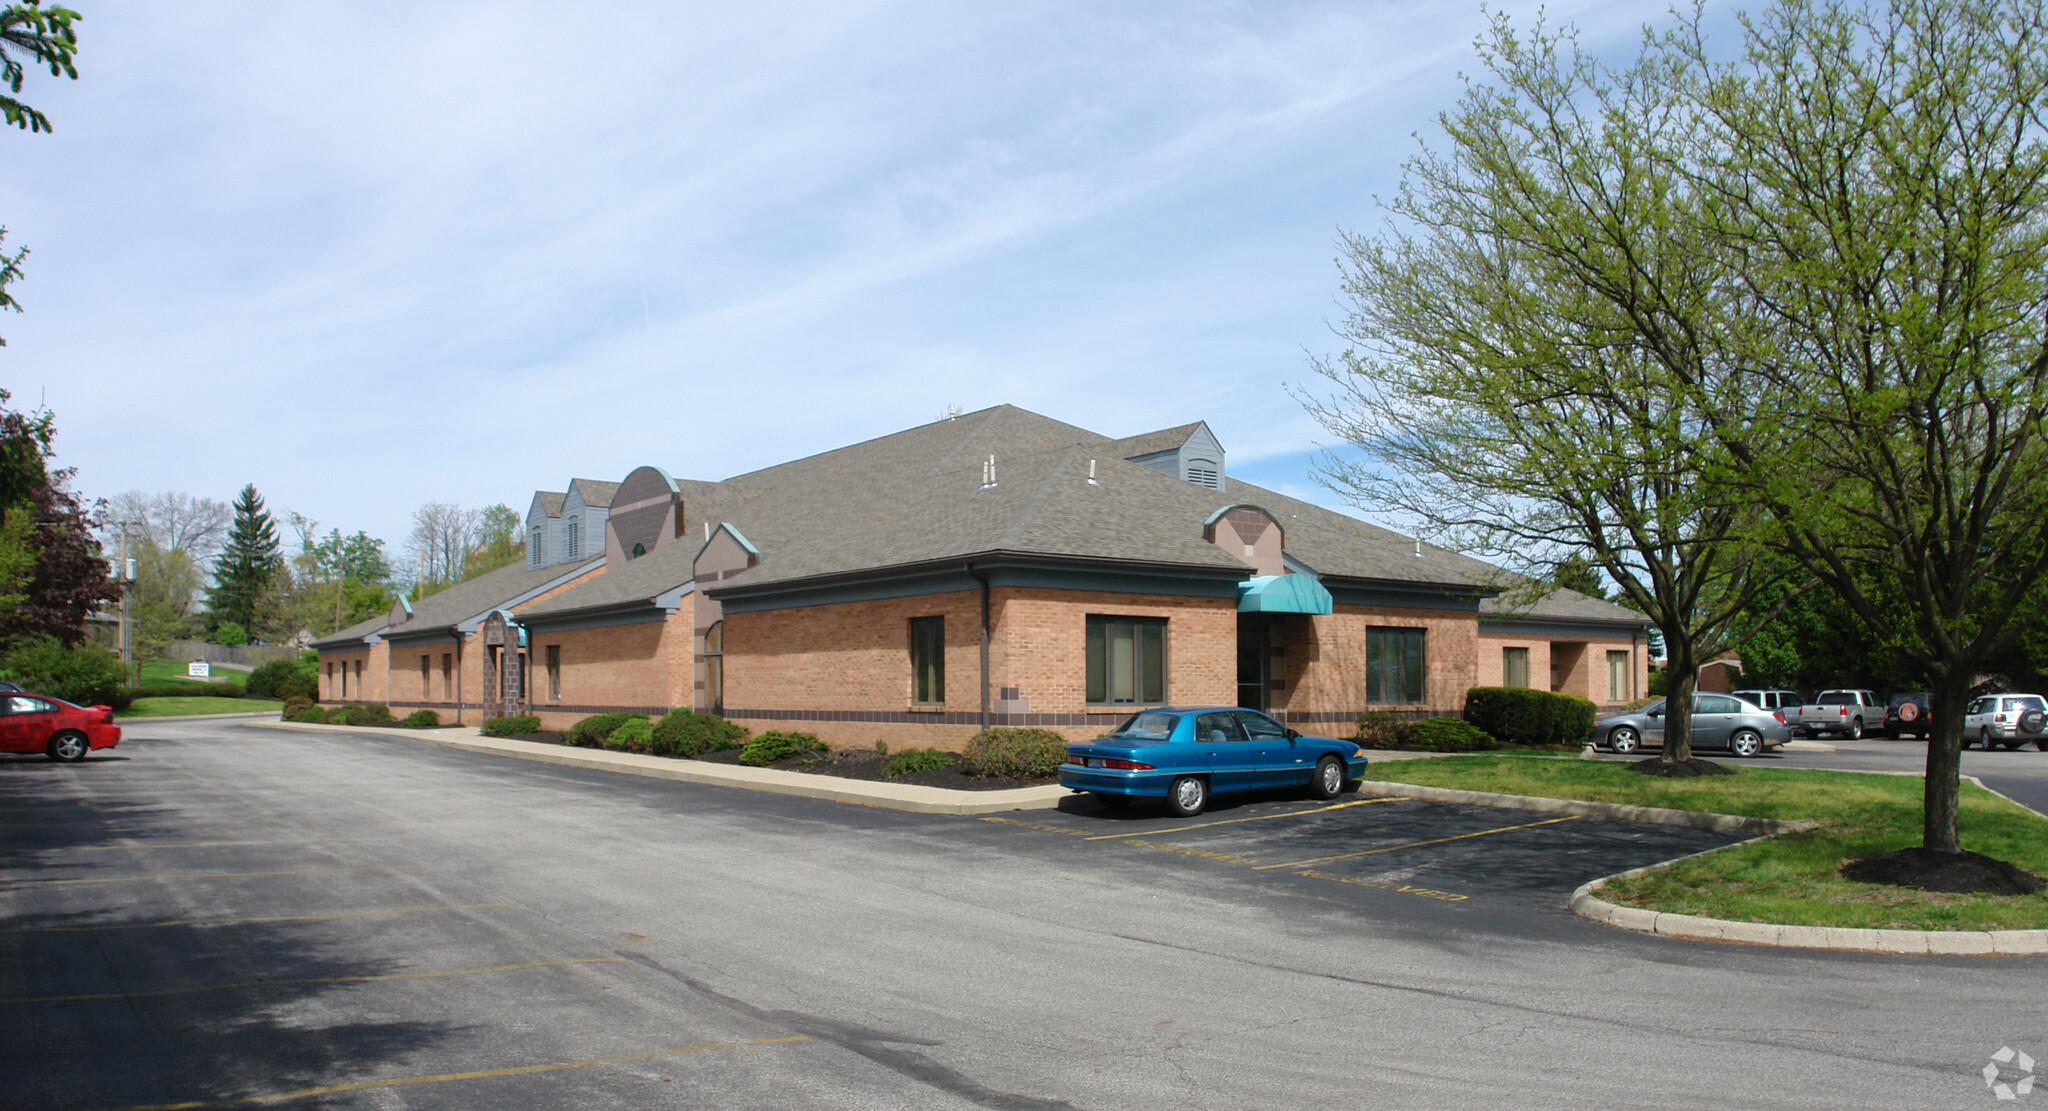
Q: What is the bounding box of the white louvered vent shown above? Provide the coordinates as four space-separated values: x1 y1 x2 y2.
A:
565 520 580 561
1187 465 1221 489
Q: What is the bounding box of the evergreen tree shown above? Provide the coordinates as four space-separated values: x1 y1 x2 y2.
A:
207 484 281 634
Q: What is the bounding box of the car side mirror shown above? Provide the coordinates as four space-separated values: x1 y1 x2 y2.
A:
1647 708 1662 718
1285 729 1299 739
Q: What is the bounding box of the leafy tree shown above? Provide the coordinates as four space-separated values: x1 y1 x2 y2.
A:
461 503 523 580
0 389 113 644
206 484 282 635
210 620 247 648
0 2 79 344
1303 7 1795 766
128 536 200 659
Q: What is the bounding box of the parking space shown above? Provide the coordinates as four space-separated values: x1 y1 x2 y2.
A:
975 789 1743 920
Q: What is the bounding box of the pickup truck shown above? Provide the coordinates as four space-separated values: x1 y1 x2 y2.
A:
1790 689 1883 739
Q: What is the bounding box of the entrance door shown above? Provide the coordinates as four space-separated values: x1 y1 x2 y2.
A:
1237 619 1267 711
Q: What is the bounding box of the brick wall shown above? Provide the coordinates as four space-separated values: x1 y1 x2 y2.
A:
1475 628 1649 707
316 641 388 704
527 606 694 731
1275 604 1479 721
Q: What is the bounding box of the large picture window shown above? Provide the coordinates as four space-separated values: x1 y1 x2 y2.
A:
1606 650 1630 701
1086 616 1166 705
546 644 561 701
909 616 944 705
1366 626 1425 704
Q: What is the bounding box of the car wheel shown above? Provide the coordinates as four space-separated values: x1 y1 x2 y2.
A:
1094 792 1130 810
1846 718 1863 740
47 731 88 763
1308 756 1345 800
1729 729 1764 758
1166 775 1208 818
1981 727 1997 750
1607 726 1640 755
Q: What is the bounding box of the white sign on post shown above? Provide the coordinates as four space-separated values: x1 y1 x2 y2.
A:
187 661 211 678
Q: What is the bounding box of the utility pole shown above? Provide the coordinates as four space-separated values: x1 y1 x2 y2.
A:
115 523 136 682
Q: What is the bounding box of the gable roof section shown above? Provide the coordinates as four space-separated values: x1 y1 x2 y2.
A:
1099 422 1203 460
566 478 621 509
311 611 390 650
530 491 566 518
382 557 603 640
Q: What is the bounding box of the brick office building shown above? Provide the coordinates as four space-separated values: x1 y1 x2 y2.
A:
311 406 1649 745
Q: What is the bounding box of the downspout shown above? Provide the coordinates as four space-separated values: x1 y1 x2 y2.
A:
967 564 990 730
453 631 464 727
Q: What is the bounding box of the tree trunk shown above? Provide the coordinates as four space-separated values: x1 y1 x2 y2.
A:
1661 631 1695 763
1922 669 1971 854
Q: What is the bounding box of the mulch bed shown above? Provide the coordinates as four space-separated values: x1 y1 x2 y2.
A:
511 734 1055 791
1841 848 2046 895
1628 757 1736 778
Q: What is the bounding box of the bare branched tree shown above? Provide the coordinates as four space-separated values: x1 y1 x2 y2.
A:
405 501 479 593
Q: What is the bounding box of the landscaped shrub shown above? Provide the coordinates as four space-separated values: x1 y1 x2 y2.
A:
1463 687 1598 746
566 712 641 748
1401 717 1499 752
282 696 312 719
606 716 655 752
337 703 393 726
958 727 1066 778
288 704 332 723
247 656 318 701
739 730 825 766
481 714 540 738
122 680 246 700
400 709 441 728
0 635 124 706
648 708 749 758
1354 710 1409 748
883 747 955 778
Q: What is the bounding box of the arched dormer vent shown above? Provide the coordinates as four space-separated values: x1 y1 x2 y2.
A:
606 465 683 567
1203 504 1285 576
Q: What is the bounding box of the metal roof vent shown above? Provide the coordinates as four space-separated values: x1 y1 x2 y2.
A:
981 455 998 490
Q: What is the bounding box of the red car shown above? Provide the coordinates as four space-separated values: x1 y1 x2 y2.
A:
1 692 120 761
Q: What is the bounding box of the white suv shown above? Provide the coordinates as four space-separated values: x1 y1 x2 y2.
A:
1964 694 2048 751
1731 689 1800 714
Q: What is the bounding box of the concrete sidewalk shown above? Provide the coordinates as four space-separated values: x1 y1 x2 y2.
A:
244 719 1071 816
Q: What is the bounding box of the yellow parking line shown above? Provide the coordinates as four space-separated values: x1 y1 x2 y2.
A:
2 957 625 1007
1251 815 1583 870
6 864 424 887
1083 797 1410 841
102 1035 810 1110
6 903 512 935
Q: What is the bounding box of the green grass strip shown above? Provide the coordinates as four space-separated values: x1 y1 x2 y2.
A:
1362 755 2048 931
117 697 283 719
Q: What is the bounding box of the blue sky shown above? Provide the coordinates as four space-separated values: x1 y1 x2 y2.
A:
3 0 1640 554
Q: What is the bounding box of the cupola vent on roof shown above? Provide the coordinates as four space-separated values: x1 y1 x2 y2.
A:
1109 421 1227 491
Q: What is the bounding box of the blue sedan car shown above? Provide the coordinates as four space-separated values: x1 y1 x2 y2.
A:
1060 707 1371 816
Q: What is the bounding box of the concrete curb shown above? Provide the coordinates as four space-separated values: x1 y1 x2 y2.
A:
1348 779 1814 835
243 720 1070 816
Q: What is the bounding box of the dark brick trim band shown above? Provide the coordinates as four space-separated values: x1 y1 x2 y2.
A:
725 707 1135 728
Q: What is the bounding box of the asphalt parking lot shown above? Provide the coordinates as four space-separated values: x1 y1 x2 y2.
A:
5 718 2043 1110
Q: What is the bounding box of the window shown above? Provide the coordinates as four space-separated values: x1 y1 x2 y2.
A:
1365 627 1424 704
702 622 723 714
339 661 348 699
1697 694 1740 714
441 653 453 701
546 645 561 701
1606 651 1630 701
1194 711 1244 744
1086 616 1166 704
906 616 945 705
420 655 430 699
1233 710 1289 742
565 518 580 560
353 660 362 697
630 542 645 559
1503 647 1529 688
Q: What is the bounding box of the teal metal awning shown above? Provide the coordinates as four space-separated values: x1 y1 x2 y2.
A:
1236 574 1333 614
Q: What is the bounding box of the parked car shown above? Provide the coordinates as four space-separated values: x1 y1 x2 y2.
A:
1885 691 1932 739
1591 693 1791 757
1788 689 1883 739
0 692 121 761
1730 689 1801 715
0 680 22 693
1060 707 1370 816
1963 693 2048 751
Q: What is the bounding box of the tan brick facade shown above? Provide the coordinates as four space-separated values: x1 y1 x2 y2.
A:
317 642 387 704
1272 604 1479 722
1475 628 1648 708
527 606 695 731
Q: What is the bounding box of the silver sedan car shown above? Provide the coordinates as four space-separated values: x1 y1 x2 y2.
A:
1591 693 1792 758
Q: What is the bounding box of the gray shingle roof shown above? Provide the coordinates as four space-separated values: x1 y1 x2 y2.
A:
510 404 1648 629
384 558 601 637
534 491 566 517
310 611 390 649
568 479 621 508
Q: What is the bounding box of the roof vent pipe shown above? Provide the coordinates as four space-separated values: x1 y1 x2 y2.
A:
981 455 997 490
1087 459 1098 486
1414 537 1422 558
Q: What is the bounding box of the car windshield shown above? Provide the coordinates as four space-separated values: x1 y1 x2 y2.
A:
1110 712 1178 740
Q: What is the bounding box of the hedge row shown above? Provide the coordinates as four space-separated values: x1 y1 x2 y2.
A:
1353 711 1499 752
1462 687 1597 746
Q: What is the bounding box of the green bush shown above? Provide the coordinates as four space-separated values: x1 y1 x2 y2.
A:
739 730 825 766
1463 687 1598 746
883 747 955 778
648 708 750 758
958 727 1067 778
606 716 655 752
288 704 332 723
247 657 318 701
211 621 248 647
400 709 440 728
566 712 641 748
0 635 124 706
1401 717 1499 752
481 714 540 738
282 696 312 718
108 687 137 712
124 680 244 700
337 703 393 726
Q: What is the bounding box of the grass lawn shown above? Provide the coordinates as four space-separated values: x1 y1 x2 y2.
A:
134 659 246 694
117 697 282 718
1362 755 2048 931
